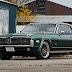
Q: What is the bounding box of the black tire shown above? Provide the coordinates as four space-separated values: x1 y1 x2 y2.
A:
0 53 12 60
35 41 50 59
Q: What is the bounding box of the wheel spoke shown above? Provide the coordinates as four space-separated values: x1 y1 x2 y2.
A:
41 46 49 56
35 42 50 59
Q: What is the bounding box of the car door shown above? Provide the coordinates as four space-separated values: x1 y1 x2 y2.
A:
56 24 72 47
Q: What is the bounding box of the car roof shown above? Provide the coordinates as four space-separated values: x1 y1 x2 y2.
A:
29 23 72 26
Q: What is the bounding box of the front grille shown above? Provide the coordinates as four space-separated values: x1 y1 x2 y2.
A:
11 37 31 45
0 37 31 45
22 38 31 45
11 37 22 45
0 38 7 45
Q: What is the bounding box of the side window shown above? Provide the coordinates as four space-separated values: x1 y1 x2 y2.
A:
58 25 71 34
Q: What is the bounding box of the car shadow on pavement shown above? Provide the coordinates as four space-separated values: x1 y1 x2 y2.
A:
11 56 72 60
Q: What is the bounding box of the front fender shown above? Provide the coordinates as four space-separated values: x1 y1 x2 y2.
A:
32 37 51 47
41 38 51 45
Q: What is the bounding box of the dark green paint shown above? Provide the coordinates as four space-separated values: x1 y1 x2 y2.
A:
0 23 72 50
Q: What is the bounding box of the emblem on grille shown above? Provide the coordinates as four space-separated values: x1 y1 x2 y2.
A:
7 38 11 44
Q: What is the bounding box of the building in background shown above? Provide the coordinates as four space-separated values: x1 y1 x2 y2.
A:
17 0 72 25
0 0 17 35
18 0 72 15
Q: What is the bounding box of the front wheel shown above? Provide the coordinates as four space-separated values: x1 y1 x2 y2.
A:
35 41 50 59
0 53 12 60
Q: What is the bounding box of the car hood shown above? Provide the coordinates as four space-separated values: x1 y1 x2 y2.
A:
0 32 54 40
12 33 33 38
0 33 32 38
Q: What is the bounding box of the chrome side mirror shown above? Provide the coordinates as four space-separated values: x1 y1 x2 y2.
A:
59 31 65 36
61 31 65 34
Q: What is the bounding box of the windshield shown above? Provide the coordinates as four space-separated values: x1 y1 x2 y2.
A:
21 24 56 33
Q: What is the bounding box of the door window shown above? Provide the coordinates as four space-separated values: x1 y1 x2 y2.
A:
58 25 71 34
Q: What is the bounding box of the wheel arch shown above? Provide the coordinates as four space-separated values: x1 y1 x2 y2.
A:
43 38 51 44
42 38 52 49
36 38 51 59
39 38 51 48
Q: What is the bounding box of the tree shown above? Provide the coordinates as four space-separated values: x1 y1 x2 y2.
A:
5 0 38 25
17 5 38 25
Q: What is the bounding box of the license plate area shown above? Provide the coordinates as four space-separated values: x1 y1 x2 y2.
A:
5 47 15 52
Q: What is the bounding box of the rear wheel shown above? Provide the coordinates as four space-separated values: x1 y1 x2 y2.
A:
35 41 50 59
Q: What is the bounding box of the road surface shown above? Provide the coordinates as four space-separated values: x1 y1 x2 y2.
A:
0 57 72 72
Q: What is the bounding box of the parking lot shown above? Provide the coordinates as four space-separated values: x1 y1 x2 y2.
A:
0 57 72 72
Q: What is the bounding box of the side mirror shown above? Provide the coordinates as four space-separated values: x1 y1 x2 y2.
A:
59 31 65 36
61 31 65 34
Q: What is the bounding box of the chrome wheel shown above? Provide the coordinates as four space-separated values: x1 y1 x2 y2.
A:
40 42 50 58
35 41 50 59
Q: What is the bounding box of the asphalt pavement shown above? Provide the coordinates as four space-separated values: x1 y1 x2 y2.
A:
0 57 72 72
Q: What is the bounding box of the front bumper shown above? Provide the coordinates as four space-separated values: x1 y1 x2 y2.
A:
0 40 37 54
0 45 33 47
0 46 39 56
0 39 36 52
0 38 40 56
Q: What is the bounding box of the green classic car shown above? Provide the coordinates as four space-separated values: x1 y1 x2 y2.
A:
0 23 72 60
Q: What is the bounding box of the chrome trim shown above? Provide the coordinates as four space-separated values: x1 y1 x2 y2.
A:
0 37 6 38
52 47 72 48
30 40 34 47
51 50 72 53
0 40 34 47
10 36 31 38
0 45 31 47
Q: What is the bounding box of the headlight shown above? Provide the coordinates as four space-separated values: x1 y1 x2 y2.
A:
34 39 41 46
36 40 40 43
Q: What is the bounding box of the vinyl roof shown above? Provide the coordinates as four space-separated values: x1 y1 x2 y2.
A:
48 0 72 8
